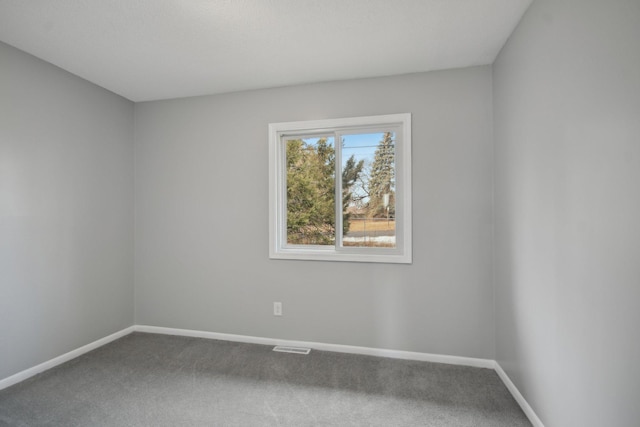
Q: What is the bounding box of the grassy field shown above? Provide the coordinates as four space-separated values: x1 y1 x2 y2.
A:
347 218 395 233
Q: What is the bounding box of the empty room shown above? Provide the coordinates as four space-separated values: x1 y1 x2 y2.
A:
1 1 638 426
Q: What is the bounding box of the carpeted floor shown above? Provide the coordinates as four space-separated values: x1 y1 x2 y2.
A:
0 332 531 426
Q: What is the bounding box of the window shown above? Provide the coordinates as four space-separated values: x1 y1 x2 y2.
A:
269 114 412 263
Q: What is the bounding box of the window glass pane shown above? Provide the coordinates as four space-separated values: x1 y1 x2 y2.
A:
270 114 411 263
341 132 396 248
285 136 335 245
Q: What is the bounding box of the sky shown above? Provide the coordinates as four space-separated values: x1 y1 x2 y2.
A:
300 132 393 166
341 132 388 166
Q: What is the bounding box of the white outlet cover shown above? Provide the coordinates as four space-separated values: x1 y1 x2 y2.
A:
273 302 282 316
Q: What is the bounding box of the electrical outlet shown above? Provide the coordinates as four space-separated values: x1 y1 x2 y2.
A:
273 302 282 316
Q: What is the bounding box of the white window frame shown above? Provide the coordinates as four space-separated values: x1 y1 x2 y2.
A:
269 113 412 264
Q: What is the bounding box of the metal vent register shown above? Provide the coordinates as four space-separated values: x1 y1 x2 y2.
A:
272 346 311 355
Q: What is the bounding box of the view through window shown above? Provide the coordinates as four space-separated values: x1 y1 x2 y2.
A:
269 114 411 264
284 132 396 248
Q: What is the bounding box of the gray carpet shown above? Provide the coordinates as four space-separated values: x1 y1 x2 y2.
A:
0 333 531 426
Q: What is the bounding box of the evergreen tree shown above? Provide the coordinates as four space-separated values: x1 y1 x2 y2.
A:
286 138 335 244
367 132 395 218
285 137 364 243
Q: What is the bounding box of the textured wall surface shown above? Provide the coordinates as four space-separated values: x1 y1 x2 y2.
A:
0 42 134 380
135 67 496 359
493 0 640 426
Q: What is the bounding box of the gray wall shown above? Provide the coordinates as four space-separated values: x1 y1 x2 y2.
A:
493 1 640 426
135 67 496 359
0 42 134 380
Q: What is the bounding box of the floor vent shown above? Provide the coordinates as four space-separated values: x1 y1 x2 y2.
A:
273 346 311 355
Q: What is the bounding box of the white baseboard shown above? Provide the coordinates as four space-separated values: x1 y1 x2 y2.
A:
0 326 135 391
0 324 543 427
494 361 545 427
134 325 495 369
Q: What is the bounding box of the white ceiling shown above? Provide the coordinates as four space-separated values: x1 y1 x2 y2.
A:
0 0 532 102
